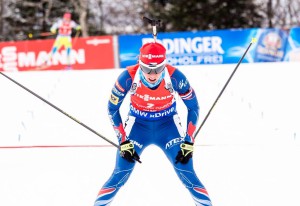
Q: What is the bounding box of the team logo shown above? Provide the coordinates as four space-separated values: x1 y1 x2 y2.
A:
141 54 165 59
165 137 184 149
109 93 119 105
115 80 125 92
178 79 188 89
130 83 137 94
112 86 125 96
130 140 143 149
134 93 173 101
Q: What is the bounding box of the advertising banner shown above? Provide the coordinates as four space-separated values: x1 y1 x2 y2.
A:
118 28 290 68
253 28 288 62
0 36 115 72
284 27 300 62
118 29 253 68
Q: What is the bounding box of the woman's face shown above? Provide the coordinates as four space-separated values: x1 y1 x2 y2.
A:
141 71 163 84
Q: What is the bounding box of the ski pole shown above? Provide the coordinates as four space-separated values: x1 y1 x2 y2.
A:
0 71 120 149
28 32 55 39
194 38 257 139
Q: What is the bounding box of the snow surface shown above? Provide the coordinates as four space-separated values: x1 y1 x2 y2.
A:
0 62 299 206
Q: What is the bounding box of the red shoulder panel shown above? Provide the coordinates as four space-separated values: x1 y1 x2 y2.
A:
127 64 139 79
166 64 176 76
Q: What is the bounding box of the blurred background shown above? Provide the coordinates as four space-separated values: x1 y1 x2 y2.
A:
0 0 299 41
0 0 300 72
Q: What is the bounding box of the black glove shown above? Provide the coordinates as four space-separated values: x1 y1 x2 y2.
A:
120 140 141 163
175 141 194 164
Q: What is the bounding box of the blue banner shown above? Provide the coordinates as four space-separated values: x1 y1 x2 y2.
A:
119 29 259 68
118 27 294 68
284 27 300 61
